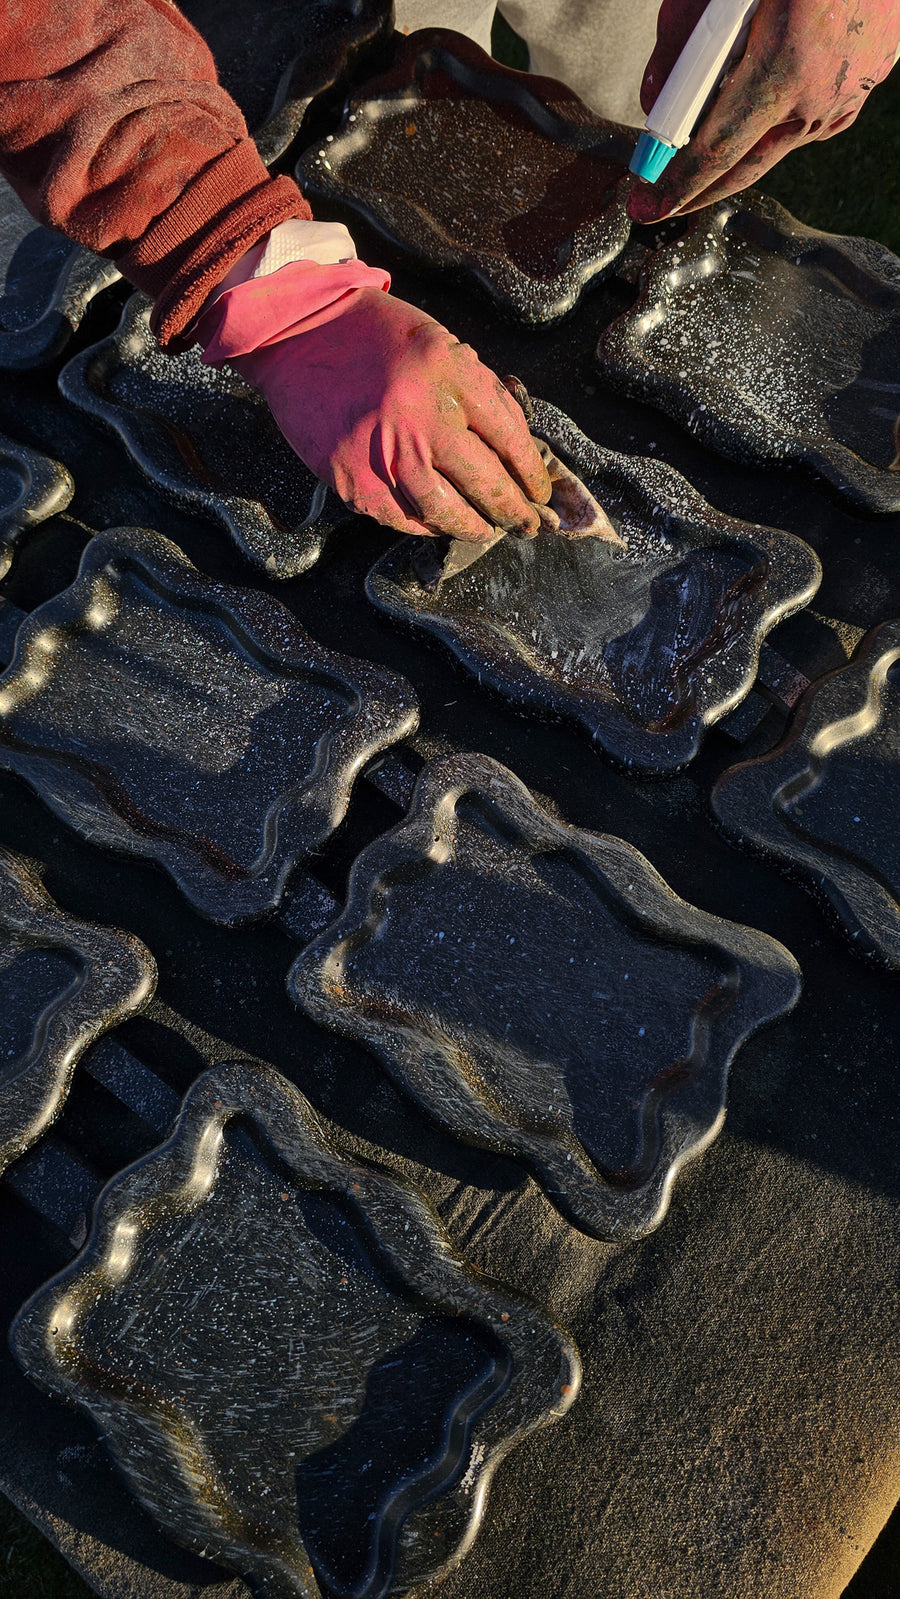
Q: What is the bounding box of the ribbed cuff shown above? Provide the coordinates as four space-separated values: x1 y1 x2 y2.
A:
116 139 313 351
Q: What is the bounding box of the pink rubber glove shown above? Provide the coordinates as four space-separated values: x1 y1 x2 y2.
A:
196 260 551 541
628 0 900 223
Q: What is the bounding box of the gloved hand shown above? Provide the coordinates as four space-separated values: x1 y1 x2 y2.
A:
196 258 552 542
628 0 900 223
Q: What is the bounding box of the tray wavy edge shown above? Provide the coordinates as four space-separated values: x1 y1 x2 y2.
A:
712 618 900 970
0 525 420 924
11 1057 581 1599
289 751 802 1240
0 231 120 373
367 399 822 774
0 846 156 1174
0 433 75 582
252 0 395 166
598 191 900 516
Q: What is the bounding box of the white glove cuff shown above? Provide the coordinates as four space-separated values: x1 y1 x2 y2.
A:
252 219 357 274
200 220 359 318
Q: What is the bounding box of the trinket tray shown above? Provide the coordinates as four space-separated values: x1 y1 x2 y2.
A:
0 527 418 923
60 296 350 578
597 192 900 514
13 1059 579 1598
713 619 900 970
291 752 801 1239
0 433 74 582
0 177 119 371
0 847 155 1175
367 399 821 774
296 29 634 324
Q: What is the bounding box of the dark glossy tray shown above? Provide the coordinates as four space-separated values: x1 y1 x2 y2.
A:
295 29 634 325
0 433 74 583
0 178 120 372
180 0 393 164
59 295 350 578
0 847 155 1175
252 0 394 164
367 398 821 774
713 619 900 970
290 752 801 1240
597 191 900 514
0 526 419 924
12 1059 579 1599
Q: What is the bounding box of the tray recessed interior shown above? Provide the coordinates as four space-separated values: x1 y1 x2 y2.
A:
597 192 900 513
367 399 821 773
296 29 634 324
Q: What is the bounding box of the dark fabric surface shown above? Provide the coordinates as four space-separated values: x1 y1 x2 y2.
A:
0 234 899 1599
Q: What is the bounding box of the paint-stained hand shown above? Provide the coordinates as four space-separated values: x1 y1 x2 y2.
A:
628 0 900 223
203 275 551 541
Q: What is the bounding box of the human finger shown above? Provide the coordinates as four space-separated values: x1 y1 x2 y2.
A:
394 461 501 542
455 355 553 504
341 476 493 541
434 430 542 537
652 119 810 214
628 43 796 222
664 92 871 215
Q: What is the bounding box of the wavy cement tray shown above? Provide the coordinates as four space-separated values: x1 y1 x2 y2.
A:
290 753 801 1240
12 1059 579 1599
367 398 821 775
713 619 900 971
178 0 393 166
295 29 634 326
252 0 394 165
0 433 74 582
59 295 352 578
0 526 419 924
0 847 155 1175
0 177 120 371
597 191 900 515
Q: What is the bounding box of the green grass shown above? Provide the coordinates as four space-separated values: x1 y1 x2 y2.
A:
760 70 900 252
492 10 530 72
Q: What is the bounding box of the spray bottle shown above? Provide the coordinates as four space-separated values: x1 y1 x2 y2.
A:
630 0 761 183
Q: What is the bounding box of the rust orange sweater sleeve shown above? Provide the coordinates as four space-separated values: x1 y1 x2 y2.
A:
0 0 313 348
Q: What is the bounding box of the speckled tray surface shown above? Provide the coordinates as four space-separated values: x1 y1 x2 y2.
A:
367 398 821 774
0 526 419 924
12 1059 579 1599
0 847 155 1176
713 619 900 970
290 753 801 1241
59 295 350 579
0 178 120 372
0 432 73 583
295 29 634 325
597 190 900 515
